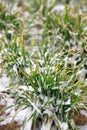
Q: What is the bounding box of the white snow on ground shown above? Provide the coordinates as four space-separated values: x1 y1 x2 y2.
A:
0 73 10 92
80 110 87 117
51 4 65 14
0 73 87 130
41 119 53 130
78 125 87 130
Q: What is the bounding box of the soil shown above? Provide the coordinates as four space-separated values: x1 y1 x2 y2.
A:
0 105 5 115
0 121 21 130
74 112 87 126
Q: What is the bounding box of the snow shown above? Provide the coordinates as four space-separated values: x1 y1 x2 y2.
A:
80 110 87 117
0 74 10 92
51 5 65 14
78 125 87 130
41 119 53 130
61 122 68 130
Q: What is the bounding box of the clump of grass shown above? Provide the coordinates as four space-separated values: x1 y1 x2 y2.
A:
1 0 87 129
2 38 87 129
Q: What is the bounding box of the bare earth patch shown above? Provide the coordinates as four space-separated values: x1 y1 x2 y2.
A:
0 105 5 115
0 121 21 130
74 112 87 126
